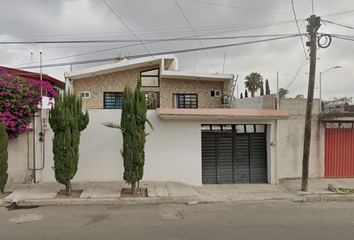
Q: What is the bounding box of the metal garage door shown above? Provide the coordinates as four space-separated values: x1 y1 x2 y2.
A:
202 124 267 184
325 122 354 177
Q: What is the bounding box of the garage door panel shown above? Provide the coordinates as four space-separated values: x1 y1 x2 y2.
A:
325 128 354 178
202 125 267 184
202 134 217 184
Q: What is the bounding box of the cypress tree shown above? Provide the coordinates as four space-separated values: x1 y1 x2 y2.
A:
120 85 138 193
245 90 248 98
49 92 89 196
0 121 8 194
266 79 271 95
102 80 153 194
134 80 147 191
260 81 264 96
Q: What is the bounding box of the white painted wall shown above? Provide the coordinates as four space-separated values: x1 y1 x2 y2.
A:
7 113 45 184
41 110 203 185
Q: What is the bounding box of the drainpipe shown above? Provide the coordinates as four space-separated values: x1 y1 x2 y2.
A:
32 115 36 182
38 52 44 183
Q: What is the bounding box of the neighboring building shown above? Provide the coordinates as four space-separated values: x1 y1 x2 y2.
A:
234 94 354 180
322 97 352 113
1 66 65 94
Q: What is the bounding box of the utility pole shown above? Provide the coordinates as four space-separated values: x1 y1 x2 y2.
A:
301 15 321 191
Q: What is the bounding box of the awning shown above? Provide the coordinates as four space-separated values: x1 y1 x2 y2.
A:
156 108 289 120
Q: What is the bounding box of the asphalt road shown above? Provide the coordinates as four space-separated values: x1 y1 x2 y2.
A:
1 201 354 240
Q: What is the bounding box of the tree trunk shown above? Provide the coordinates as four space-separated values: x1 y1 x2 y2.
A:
131 182 136 195
66 181 72 196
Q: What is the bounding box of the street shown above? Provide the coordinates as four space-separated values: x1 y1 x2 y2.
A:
1 201 354 240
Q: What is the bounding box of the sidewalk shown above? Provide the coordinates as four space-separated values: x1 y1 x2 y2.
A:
1 178 354 207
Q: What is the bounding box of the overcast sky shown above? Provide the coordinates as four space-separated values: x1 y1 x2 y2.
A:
1 0 354 101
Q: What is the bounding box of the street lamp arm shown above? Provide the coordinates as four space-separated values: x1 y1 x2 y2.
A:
321 66 341 74
319 66 342 112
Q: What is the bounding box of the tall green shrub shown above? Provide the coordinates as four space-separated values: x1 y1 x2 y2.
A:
0 121 8 194
49 92 89 196
103 80 152 194
121 85 139 192
134 81 147 189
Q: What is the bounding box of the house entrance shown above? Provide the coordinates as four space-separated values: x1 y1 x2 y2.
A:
202 124 267 184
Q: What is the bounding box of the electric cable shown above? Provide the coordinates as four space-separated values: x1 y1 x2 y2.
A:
175 0 217 73
291 0 308 59
102 0 154 59
18 34 299 70
285 60 309 90
184 0 295 16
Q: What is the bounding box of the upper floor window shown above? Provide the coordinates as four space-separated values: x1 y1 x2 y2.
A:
141 68 159 87
104 92 123 109
174 94 198 108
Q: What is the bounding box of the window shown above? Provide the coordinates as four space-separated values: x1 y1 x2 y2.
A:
174 94 198 108
141 68 159 87
80 92 90 98
211 90 221 97
145 92 160 109
104 92 123 109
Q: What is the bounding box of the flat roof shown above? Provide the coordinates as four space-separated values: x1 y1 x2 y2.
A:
157 108 289 120
161 70 233 81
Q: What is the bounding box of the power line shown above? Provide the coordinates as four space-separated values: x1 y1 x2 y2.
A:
322 19 354 31
175 0 217 73
1 19 299 42
331 35 354 42
290 0 308 59
285 60 309 90
185 0 295 16
0 33 302 45
322 9 354 17
18 34 299 70
102 0 154 59
11 19 299 68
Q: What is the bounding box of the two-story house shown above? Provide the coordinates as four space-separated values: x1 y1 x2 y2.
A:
39 55 289 186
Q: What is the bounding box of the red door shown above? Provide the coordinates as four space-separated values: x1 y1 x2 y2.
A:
325 123 354 177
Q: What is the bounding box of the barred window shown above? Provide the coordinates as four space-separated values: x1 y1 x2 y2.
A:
174 94 198 108
104 92 123 109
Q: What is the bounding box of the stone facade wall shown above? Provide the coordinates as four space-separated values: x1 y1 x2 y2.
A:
74 65 224 109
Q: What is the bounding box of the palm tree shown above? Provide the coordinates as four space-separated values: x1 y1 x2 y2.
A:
244 72 263 97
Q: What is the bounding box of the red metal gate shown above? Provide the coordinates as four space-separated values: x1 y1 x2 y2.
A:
325 123 354 177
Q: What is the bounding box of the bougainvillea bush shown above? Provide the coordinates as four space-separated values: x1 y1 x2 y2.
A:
0 68 55 139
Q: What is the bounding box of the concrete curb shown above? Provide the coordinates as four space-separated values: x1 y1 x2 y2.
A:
0 196 298 207
303 194 354 202
1 197 206 207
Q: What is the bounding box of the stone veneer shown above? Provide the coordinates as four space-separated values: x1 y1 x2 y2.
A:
74 65 224 109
